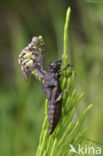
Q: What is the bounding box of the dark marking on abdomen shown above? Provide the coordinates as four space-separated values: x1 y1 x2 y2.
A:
48 103 61 134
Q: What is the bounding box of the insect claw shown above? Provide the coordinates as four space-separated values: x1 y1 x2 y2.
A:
58 59 63 63
55 88 72 103
59 63 72 72
23 72 28 81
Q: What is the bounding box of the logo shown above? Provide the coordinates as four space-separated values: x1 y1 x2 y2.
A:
69 144 102 155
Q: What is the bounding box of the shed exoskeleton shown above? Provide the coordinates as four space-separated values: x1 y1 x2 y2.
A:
41 60 72 134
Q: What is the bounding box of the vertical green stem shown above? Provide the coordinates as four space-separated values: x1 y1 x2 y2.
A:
63 7 71 63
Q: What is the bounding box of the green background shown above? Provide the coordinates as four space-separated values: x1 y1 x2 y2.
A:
0 0 103 155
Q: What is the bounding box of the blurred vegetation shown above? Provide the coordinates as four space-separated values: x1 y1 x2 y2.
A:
0 0 103 156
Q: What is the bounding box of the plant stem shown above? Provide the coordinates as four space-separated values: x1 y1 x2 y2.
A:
63 7 71 63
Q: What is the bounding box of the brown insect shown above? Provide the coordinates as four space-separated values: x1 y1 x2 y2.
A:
41 60 72 134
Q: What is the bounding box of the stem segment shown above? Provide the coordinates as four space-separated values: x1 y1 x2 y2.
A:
63 7 71 64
